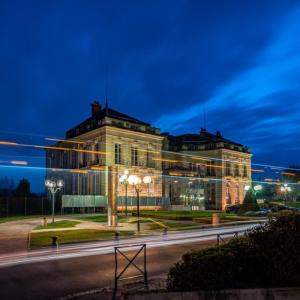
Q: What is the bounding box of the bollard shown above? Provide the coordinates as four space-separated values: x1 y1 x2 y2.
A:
163 227 168 236
43 217 47 227
51 236 58 248
115 231 120 241
212 213 220 227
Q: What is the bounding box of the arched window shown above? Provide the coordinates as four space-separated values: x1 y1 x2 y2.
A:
235 185 240 204
226 183 231 204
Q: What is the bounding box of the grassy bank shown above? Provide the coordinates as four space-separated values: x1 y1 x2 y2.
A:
30 229 134 248
35 220 80 230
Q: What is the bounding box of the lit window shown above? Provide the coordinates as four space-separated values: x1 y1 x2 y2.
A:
131 146 138 166
114 144 122 164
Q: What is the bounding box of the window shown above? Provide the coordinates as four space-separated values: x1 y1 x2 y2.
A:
207 161 216 176
243 165 247 177
94 143 100 163
146 149 154 167
131 146 138 166
114 144 122 164
235 185 240 204
234 164 240 176
226 184 231 204
225 161 231 176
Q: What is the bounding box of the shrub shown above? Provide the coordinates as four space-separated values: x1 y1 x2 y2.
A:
167 212 300 291
239 188 260 213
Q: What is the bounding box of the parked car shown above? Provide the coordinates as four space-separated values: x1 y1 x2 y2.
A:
289 207 300 213
225 204 239 213
254 208 270 217
270 204 289 212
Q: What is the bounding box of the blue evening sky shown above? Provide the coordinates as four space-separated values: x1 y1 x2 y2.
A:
1 0 300 190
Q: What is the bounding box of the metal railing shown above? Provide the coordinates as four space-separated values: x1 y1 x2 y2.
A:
113 244 148 299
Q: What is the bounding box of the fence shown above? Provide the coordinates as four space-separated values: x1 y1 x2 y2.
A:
0 196 50 217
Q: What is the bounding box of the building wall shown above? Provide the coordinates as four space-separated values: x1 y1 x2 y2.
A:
46 123 164 200
161 148 251 210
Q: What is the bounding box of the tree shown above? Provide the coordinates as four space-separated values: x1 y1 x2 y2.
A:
15 178 30 197
240 188 260 212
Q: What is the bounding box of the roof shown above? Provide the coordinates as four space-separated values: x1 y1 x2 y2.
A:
66 105 154 138
164 129 249 153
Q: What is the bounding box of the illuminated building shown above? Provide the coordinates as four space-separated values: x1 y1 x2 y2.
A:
46 101 165 211
46 102 251 211
162 129 251 210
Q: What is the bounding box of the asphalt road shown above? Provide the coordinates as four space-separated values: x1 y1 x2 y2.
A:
0 223 259 300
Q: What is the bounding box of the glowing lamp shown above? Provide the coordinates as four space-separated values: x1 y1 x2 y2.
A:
128 175 141 186
143 176 152 184
254 185 262 191
244 185 250 191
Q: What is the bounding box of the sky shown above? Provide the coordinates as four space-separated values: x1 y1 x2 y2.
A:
1 0 300 190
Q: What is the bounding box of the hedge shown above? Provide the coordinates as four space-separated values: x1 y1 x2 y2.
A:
167 212 300 291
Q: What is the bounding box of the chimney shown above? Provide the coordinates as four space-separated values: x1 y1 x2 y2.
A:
91 101 101 116
200 128 206 137
216 131 222 137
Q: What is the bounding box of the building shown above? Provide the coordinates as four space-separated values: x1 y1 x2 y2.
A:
162 128 251 210
46 102 251 211
46 101 166 211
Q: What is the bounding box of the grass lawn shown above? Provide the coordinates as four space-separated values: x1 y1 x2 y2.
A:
77 214 107 222
287 202 300 208
0 215 42 224
77 214 150 223
30 229 134 248
35 220 81 230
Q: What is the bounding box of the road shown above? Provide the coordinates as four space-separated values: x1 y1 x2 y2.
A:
0 223 259 300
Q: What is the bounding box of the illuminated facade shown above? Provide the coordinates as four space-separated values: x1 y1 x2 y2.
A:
46 101 164 210
46 102 251 211
162 129 251 210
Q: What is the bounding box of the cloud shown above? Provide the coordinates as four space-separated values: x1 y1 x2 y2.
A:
154 3 300 164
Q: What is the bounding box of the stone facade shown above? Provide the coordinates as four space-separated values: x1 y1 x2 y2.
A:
46 102 251 211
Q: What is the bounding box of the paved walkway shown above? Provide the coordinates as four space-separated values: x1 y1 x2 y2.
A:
0 216 142 254
0 218 41 254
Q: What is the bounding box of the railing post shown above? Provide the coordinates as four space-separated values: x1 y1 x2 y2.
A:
144 244 148 290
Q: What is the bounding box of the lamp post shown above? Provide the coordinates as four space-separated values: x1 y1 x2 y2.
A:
143 175 152 208
45 179 64 223
245 184 262 192
119 169 129 216
280 183 292 205
128 174 152 232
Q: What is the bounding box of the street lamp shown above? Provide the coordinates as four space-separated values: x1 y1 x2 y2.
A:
253 184 263 191
45 179 64 223
119 169 130 216
280 184 292 205
245 184 262 192
128 174 151 232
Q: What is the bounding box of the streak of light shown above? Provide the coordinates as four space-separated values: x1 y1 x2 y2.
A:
281 172 296 176
0 224 259 268
11 160 28 165
90 166 106 171
70 169 88 174
45 138 85 144
252 169 265 173
153 158 179 163
0 141 18 146
0 140 108 155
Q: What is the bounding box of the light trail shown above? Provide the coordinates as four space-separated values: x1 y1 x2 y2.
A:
1 132 300 176
0 223 260 268
0 163 298 186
